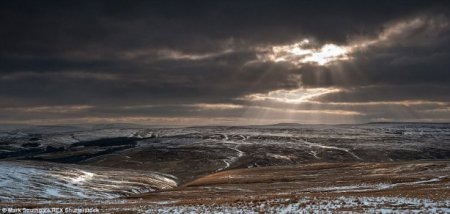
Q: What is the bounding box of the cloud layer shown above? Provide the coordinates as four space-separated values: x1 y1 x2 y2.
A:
1 0 449 124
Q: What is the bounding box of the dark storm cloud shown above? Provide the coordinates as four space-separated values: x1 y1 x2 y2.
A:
0 0 440 55
0 0 450 123
0 54 300 108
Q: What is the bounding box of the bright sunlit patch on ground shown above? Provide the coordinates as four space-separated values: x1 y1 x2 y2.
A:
244 88 341 104
70 170 95 183
263 39 351 66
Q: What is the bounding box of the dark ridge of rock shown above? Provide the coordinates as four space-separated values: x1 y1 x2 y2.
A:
27 145 134 163
70 137 142 148
22 142 40 148
0 148 44 159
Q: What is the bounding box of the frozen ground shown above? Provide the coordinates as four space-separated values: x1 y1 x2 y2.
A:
129 196 450 213
1 161 448 213
0 161 176 200
0 123 449 212
2 123 448 182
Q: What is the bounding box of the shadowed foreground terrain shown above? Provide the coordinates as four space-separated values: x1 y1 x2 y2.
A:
0 123 449 212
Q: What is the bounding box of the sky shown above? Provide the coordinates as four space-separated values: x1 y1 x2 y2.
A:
1 0 450 125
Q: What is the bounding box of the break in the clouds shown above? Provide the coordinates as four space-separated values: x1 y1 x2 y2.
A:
0 0 450 125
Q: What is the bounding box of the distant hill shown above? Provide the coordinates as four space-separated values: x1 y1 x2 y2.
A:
366 122 450 125
270 123 302 126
